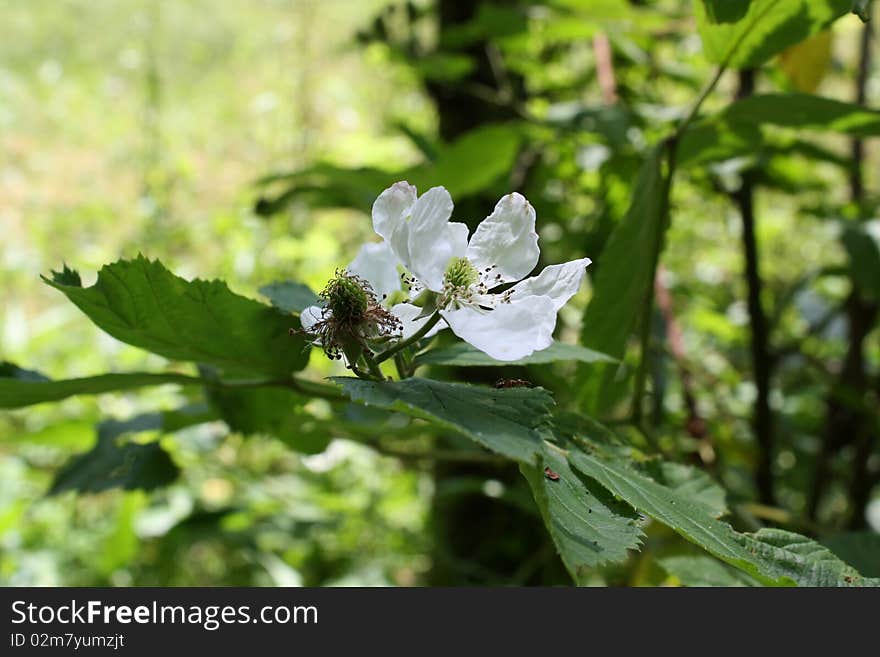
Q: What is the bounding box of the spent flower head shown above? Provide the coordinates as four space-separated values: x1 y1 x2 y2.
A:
300 269 401 362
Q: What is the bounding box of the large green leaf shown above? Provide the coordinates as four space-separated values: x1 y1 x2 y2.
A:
578 148 667 410
50 414 181 495
333 377 553 464
568 445 876 586
415 341 615 368
679 94 880 166
0 369 200 409
44 256 310 378
695 0 851 69
724 94 880 136
522 444 643 582
581 148 666 361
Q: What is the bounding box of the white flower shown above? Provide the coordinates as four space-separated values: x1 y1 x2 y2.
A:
370 181 591 361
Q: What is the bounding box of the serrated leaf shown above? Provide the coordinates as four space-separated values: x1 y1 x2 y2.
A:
522 444 642 583
639 459 729 518
50 415 180 495
415 341 615 368
659 554 759 587
259 280 320 314
44 256 309 378
821 532 880 577
333 377 552 464
49 263 82 287
0 370 201 409
739 529 880 586
695 0 851 69
568 445 877 586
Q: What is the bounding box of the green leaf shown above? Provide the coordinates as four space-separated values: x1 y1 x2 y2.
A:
209 386 330 454
0 361 50 383
50 414 180 495
659 554 759 586
568 445 876 586
679 94 880 166
841 225 880 300
724 93 880 136
578 148 667 410
852 0 872 21
638 459 728 518
49 263 82 287
333 377 552 464
415 341 615 368
581 148 666 362
822 532 880 577
699 1 750 23
259 280 320 314
695 0 851 69
739 529 880 587
0 370 200 410
522 444 643 582
408 123 523 199
44 256 310 378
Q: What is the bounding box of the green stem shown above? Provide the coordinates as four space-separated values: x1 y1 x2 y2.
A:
361 351 386 381
375 312 443 364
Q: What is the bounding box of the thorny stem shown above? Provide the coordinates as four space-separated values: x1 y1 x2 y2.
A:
374 311 443 364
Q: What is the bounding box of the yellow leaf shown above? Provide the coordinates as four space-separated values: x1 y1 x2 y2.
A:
778 30 833 94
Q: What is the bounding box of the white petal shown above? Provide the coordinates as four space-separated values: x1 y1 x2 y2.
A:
405 187 457 291
441 295 556 361
391 303 448 340
509 257 592 311
347 241 401 301
300 305 324 333
372 181 417 243
466 192 540 283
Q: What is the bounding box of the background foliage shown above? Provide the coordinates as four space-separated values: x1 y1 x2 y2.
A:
1 0 879 586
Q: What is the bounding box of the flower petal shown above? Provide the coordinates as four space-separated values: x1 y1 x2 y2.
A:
347 241 401 301
441 295 556 361
391 303 447 340
372 181 417 244
509 257 592 311
300 305 324 334
466 192 539 283
405 186 458 291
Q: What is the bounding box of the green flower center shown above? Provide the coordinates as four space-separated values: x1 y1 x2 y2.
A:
323 272 369 323
444 256 478 289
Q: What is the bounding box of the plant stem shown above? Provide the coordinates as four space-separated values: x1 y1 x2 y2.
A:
735 69 775 506
375 312 443 364
361 351 386 381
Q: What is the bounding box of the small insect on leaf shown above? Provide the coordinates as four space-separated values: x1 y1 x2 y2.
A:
494 378 534 389
544 466 560 481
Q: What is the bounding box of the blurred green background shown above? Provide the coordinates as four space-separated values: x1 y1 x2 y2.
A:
2 0 878 585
